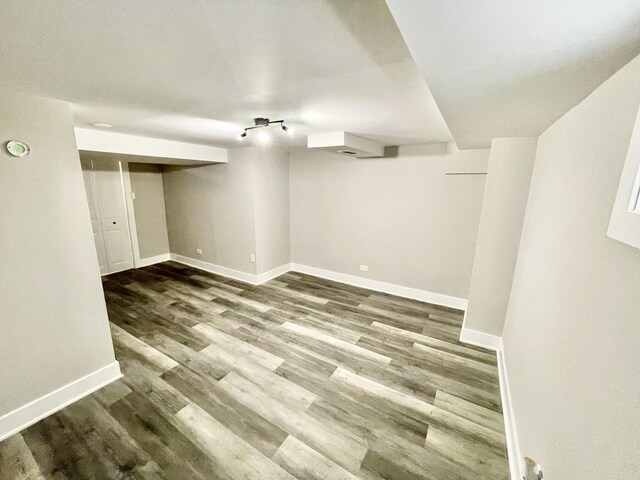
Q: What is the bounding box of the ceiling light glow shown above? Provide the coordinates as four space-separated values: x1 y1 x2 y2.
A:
258 130 270 142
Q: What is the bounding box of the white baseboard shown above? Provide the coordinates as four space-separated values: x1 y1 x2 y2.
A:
170 253 257 284
256 263 292 285
459 315 521 479
167 257 467 310
289 263 467 310
459 326 502 351
139 253 171 267
0 361 122 442
497 341 523 480
170 253 290 286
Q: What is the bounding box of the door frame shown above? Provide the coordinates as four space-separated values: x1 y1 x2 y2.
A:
119 160 142 269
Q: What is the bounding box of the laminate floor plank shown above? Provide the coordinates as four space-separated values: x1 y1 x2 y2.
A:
0 262 509 480
199 344 318 413
174 402 295 480
434 391 505 434
110 322 179 374
217 372 368 474
161 366 288 457
109 392 215 480
193 322 285 371
278 365 431 447
0 434 43 480
272 435 359 480
370 321 497 366
279 321 392 366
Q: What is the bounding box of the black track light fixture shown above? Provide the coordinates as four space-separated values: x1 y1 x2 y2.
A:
238 117 293 141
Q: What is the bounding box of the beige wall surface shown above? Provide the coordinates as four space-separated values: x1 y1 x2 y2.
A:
503 55 640 479
252 148 290 275
162 148 257 274
0 94 116 415
289 144 488 299
465 137 537 336
129 163 170 259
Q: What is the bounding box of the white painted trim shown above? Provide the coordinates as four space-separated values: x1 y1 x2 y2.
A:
607 101 640 249
168 257 467 312
458 317 521 479
459 326 502 351
459 310 502 351
497 340 523 480
120 160 142 269
170 254 291 286
289 263 467 310
74 128 228 164
256 263 292 284
139 253 171 267
0 361 122 442
170 253 258 285
457 323 522 479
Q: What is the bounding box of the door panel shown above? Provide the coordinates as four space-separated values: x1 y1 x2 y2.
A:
81 157 134 274
81 158 109 275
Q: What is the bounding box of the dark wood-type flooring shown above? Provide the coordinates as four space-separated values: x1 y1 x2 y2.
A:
0 261 509 479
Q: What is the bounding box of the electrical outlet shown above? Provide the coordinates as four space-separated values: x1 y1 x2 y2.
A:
196 248 203 255
250 253 256 263
360 265 368 271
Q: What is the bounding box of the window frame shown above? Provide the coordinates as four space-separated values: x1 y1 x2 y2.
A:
608 100 640 249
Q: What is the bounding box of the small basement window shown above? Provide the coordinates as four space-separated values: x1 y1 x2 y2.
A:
608 101 640 249
628 165 640 214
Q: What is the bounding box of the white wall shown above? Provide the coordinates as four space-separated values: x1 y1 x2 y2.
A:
503 55 640 479
129 163 170 259
252 148 290 275
0 94 117 418
289 144 488 300
163 149 257 274
464 137 537 336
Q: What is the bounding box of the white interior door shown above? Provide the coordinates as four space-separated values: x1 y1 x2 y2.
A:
81 157 134 274
81 158 109 275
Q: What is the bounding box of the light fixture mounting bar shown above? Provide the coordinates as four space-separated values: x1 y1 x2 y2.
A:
239 118 290 139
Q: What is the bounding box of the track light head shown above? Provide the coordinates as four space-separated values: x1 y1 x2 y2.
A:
237 131 247 140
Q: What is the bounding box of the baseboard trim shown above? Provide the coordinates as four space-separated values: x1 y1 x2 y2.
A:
289 263 467 310
256 263 292 285
458 320 521 479
166 256 467 309
169 254 290 286
497 340 522 480
459 326 502 351
139 253 171 267
0 361 122 442
170 253 257 284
